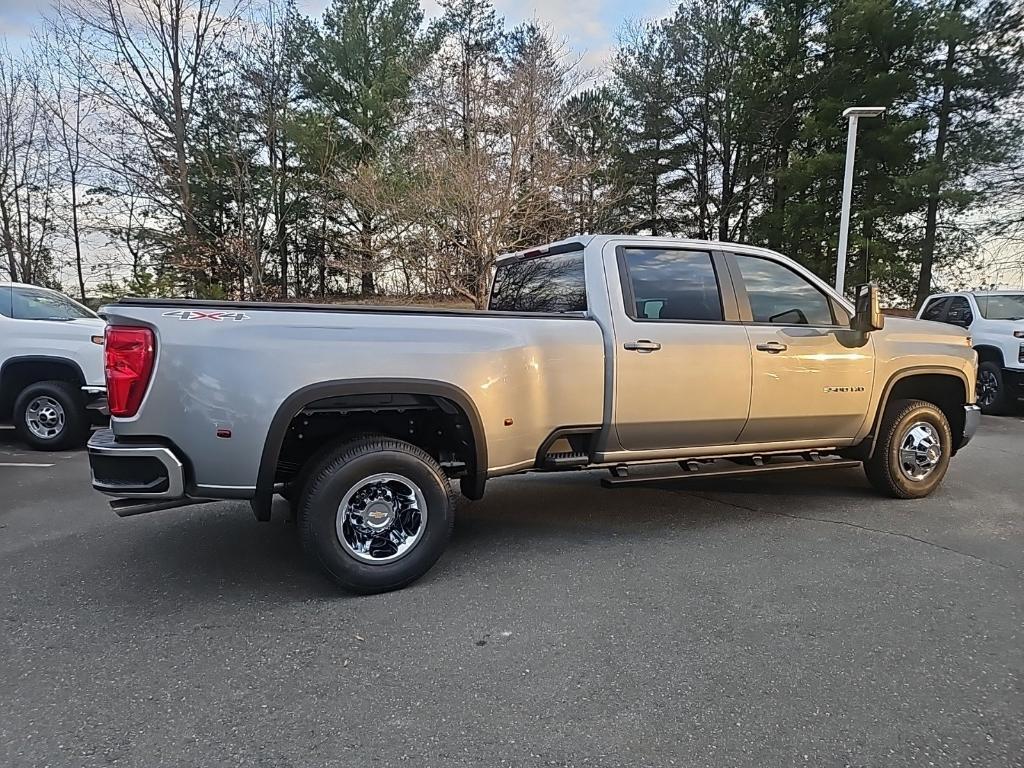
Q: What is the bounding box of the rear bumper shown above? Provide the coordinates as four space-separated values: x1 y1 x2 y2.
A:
87 428 185 499
960 404 981 449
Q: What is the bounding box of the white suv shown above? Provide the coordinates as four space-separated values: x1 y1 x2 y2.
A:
0 282 107 449
917 291 1024 414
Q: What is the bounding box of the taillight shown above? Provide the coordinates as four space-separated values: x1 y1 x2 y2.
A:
104 326 155 418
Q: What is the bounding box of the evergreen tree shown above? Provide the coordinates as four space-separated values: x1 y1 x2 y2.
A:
613 22 683 236
551 87 626 233
303 0 428 295
912 0 1024 306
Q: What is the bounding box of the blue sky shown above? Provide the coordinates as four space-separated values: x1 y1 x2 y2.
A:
2 0 671 67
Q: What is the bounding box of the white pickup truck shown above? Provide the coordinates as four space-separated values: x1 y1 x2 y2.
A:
86 236 980 593
917 291 1024 414
0 282 107 449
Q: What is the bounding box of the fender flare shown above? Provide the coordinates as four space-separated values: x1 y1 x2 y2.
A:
0 354 87 384
973 344 1005 367
0 356 88 412
252 378 488 520
857 365 972 458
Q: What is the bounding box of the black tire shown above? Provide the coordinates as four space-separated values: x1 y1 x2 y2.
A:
977 361 1010 415
297 435 455 594
864 399 952 499
282 434 375 517
13 380 91 451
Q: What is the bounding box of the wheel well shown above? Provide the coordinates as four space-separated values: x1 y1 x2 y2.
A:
275 392 479 492
974 345 1004 367
0 358 85 418
876 373 967 455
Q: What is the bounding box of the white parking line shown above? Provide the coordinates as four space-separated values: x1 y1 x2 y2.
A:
0 462 55 468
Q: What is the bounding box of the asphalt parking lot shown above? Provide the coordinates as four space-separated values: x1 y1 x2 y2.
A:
1 419 1022 768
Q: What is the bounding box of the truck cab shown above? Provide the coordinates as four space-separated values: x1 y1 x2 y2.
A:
917 291 1024 414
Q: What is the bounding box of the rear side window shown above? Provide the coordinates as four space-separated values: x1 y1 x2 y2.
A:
12 286 96 320
0 286 11 317
921 297 948 322
734 255 834 325
619 249 723 321
489 251 587 313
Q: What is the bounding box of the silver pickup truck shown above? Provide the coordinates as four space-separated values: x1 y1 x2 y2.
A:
88 235 980 593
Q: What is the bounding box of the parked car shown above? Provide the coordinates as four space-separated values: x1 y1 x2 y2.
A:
0 282 107 449
917 290 1024 414
87 235 979 593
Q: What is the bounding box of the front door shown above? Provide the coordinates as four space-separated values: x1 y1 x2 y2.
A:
610 244 752 450
729 253 875 443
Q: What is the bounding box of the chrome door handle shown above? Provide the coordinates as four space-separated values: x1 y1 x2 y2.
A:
756 341 788 353
624 339 662 353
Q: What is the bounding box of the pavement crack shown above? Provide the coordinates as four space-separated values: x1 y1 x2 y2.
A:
680 490 1013 572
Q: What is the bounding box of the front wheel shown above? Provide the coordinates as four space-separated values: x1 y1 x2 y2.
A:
297 436 455 594
977 361 1010 415
13 381 90 451
864 399 952 499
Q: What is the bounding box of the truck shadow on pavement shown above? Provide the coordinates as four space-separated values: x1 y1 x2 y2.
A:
447 467 875 549
22 464 876 609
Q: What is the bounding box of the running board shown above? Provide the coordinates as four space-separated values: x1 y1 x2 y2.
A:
600 458 861 487
109 497 214 517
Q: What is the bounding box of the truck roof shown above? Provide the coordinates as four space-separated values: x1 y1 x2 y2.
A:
927 290 1024 298
0 281 68 290
497 235 815 269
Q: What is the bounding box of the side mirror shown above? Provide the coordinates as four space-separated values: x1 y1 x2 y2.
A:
851 283 884 333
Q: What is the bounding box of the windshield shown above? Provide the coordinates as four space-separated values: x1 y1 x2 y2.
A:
12 286 97 320
975 294 1024 321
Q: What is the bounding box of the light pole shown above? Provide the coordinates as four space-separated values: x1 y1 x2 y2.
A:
835 106 886 296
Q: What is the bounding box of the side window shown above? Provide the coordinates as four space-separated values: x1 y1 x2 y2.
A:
12 286 96 320
489 250 587 313
0 286 11 317
734 255 834 325
921 297 949 322
619 248 723 321
945 296 974 327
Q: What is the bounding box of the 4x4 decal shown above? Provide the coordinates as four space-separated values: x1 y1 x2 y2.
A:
162 310 250 322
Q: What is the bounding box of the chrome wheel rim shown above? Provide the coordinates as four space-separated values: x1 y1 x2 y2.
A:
898 421 942 482
336 473 427 564
977 369 999 407
25 396 65 440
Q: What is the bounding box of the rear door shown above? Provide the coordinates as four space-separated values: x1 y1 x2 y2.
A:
608 243 752 450
728 251 875 444
919 296 950 323
944 296 974 329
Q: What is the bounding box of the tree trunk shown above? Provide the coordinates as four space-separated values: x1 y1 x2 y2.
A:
697 122 710 240
169 25 199 290
915 39 957 309
718 135 733 241
275 140 288 298
69 166 86 301
0 195 17 281
319 213 327 298
649 137 661 236
359 208 375 295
